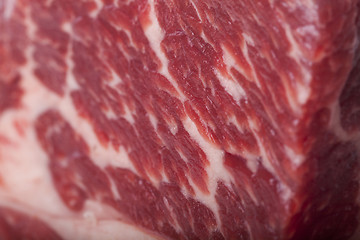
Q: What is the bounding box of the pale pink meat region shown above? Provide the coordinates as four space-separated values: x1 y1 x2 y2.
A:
0 0 360 240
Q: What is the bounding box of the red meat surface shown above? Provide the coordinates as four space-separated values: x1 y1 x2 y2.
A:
0 0 359 239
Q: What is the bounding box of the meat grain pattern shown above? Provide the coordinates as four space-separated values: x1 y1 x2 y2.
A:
0 0 360 240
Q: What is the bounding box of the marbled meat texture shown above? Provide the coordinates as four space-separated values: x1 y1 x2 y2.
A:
0 0 360 240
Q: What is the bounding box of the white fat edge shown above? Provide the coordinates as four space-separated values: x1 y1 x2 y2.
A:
240 118 283 204
147 111 158 130
277 1 320 61
22 2 36 39
103 15 135 52
249 24 306 115
108 68 123 87
328 101 360 240
284 145 305 168
168 120 178 135
247 118 277 176
221 43 257 86
267 50 306 115
175 148 188 164
58 70 159 192
278 143 301 205
264 50 301 115
200 31 217 52
0 49 71 216
249 12 261 26
226 114 244 133
224 116 262 175
0 0 16 19
239 41 265 91
283 73 310 114
143 0 185 101
321 97 360 232
104 70 126 120
159 112 179 136
277 153 298 202
0 117 69 216
182 117 233 186
165 119 179 136
323 84 360 239
182 113 261 206
221 42 274 140
57 94 138 171
0 197 158 240
0 7 71 215
328 98 359 142
26 51 143 234
79 200 135 228
103 106 118 119
189 0 202 22
241 151 259 174
252 133 293 202
296 24 319 41
161 194 183 233
58 21 138 174
60 21 143 190
282 21 314 100
88 0 104 18
182 117 230 226
194 15 215 55
225 150 260 205
50 215 159 240
328 100 347 140
222 20 297 203
62 22 81 91
121 103 135 124
296 73 311 105
283 0 319 22
242 33 255 47
107 175 122 201
4 4 137 214
214 69 246 104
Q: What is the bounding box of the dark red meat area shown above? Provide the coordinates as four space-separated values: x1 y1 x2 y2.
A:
0 207 62 240
2 0 359 239
0 75 23 115
35 110 222 240
0 6 27 115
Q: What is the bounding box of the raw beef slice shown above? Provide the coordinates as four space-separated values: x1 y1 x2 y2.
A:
0 0 359 239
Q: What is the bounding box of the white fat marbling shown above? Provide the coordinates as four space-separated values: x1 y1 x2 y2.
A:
143 0 184 100
4 0 360 239
89 0 104 18
221 44 256 85
0 6 154 239
181 117 228 226
214 69 246 104
281 18 313 106
284 145 304 167
0 0 16 19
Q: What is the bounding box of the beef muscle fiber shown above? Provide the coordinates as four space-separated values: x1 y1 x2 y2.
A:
0 0 360 239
